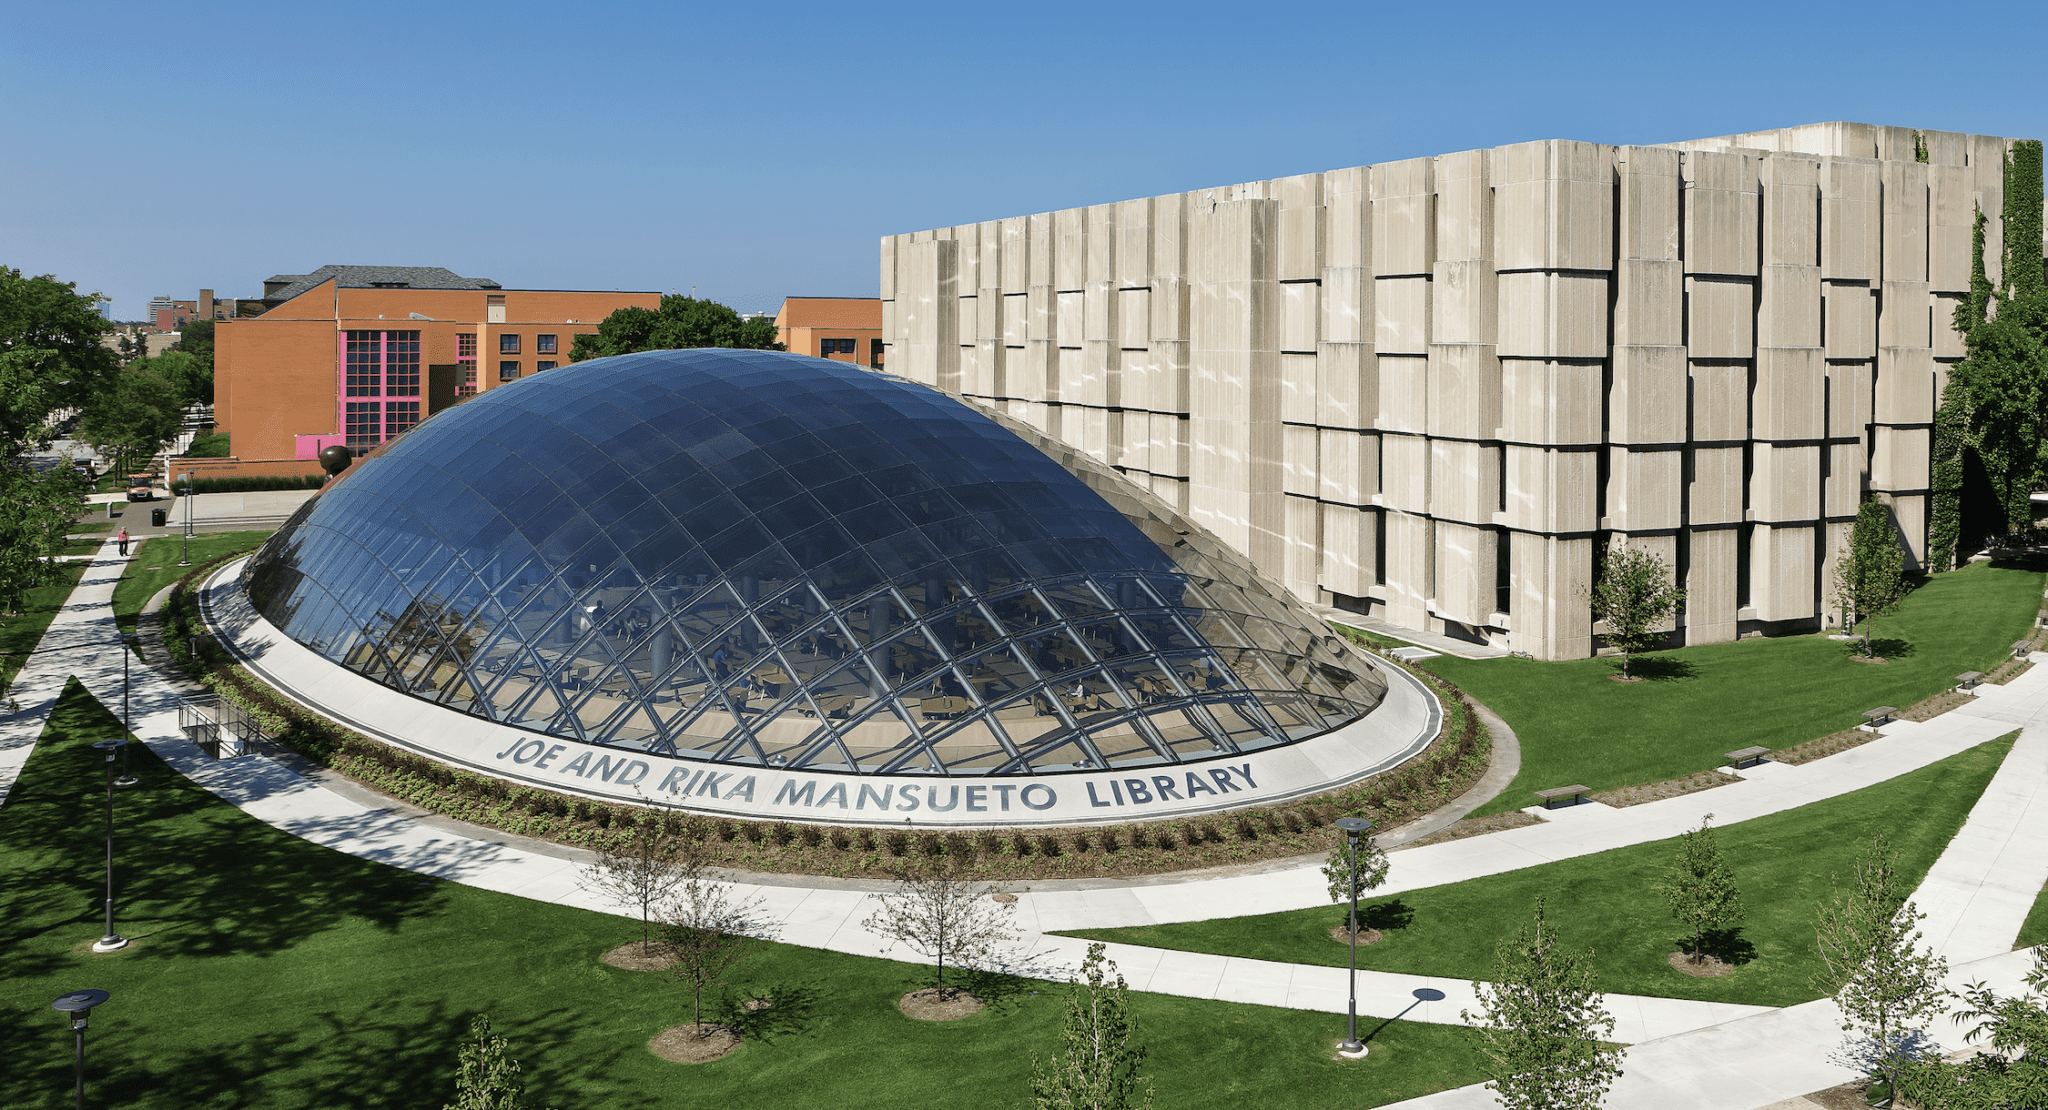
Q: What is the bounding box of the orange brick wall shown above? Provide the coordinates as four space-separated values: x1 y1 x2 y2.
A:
217 317 345 461
776 298 883 367
218 285 660 458
176 457 326 480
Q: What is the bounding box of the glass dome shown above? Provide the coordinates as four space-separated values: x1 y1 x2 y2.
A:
243 349 1386 776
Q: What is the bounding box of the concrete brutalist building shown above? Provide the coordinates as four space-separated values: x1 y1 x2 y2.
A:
879 122 2040 661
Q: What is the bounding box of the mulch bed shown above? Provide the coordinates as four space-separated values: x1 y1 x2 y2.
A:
1329 925 1385 946
1771 729 1879 766
1606 673 1645 683
602 940 675 972
649 1023 740 1063
1901 690 1973 722
1846 655 1890 665
1595 770 1739 809
898 988 985 1021
1665 951 1735 978
1397 811 1541 850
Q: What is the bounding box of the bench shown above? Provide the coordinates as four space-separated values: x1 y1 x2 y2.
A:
1725 745 1771 769
1534 784 1592 810
1862 706 1900 729
1955 671 1985 692
2017 640 2037 660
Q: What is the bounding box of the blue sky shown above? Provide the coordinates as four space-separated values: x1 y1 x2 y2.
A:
5 0 2044 321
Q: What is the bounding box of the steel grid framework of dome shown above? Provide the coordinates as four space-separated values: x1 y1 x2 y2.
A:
242 349 1388 777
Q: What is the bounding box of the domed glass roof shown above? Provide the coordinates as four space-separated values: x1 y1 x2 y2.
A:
243 350 1386 776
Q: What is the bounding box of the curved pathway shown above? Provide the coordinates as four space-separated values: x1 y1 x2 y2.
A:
7 542 2047 1109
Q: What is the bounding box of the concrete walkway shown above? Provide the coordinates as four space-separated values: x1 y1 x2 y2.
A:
6 541 2046 1109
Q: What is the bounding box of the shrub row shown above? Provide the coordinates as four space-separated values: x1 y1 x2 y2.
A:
157 563 1493 880
181 474 325 495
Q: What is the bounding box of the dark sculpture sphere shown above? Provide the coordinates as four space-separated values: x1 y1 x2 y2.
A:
317 445 353 477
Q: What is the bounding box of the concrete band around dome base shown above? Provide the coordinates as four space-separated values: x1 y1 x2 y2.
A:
205 560 1443 827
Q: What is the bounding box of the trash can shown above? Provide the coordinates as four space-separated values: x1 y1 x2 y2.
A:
151 508 167 527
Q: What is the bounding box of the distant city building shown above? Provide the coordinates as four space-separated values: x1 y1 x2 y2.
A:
215 265 657 463
147 288 265 331
775 296 883 369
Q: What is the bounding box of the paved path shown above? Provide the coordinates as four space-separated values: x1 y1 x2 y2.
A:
5 543 2046 1108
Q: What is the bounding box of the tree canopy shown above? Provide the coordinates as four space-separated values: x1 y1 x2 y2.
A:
77 363 185 477
0 267 119 454
569 295 783 362
0 267 111 611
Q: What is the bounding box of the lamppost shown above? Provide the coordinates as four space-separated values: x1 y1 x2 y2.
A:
117 632 139 787
1334 815 1373 1058
177 471 191 567
50 989 110 1110
89 739 131 953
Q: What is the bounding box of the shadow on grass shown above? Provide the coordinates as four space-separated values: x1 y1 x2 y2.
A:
1619 654 1699 682
1347 898 1414 933
715 980 822 1042
1670 926 1758 967
1853 637 1917 661
0 682 450 984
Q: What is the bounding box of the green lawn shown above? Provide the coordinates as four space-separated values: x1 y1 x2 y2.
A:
2018 879 2048 950
1421 558 2043 816
2 563 89 700
110 530 273 641
1065 734 2015 1008
0 682 1490 1109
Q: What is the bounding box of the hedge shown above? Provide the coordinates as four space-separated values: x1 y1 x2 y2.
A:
182 474 325 495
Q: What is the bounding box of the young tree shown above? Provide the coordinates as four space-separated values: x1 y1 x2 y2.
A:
1578 543 1685 679
1320 826 1391 937
575 817 692 945
657 857 764 1033
444 1013 557 1110
1032 942 1153 1110
1811 833 1950 1102
1659 813 1745 965
1461 896 1623 1110
861 856 1017 995
1830 498 1910 658
569 294 784 362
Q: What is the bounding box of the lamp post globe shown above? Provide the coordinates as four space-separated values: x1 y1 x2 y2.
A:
51 989 110 1110
1332 816 1373 1058
89 740 129 953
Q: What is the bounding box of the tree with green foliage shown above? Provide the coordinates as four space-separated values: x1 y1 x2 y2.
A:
1811 833 1950 1105
1945 140 2048 535
172 317 214 372
1578 543 1685 679
1659 813 1745 965
1321 826 1390 938
141 348 211 407
1831 498 1909 658
1032 942 1153 1110
76 363 185 478
0 267 115 612
1895 946 2048 1110
568 295 784 362
1462 896 1624 1110
444 1013 558 1110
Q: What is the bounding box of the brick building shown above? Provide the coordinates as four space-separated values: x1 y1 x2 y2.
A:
215 266 657 463
774 296 884 368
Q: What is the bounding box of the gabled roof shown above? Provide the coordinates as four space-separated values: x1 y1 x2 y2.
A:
262 266 503 305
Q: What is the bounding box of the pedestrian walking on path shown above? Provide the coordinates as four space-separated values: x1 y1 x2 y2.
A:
116 527 129 556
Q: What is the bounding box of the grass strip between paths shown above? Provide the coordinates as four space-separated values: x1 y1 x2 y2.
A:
1421 558 2042 818
2018 881 2048 950
1 562 89 700
1063 732 2017 1009
108 530 274 644
0 681 1489 1109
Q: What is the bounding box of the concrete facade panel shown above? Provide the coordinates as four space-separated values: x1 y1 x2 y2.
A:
1426 343 1501 441
1614 259 1683 347
1610 447 1682 531
1497 271 1609 358
1824 282 1878 360
1610 345 1688 445
1689 362 1749 443
1686 277 1756 359
1682 150 1761 277
1374 277 1432 355
1433 519 1498 627
1501 359 1601 445
1753 346 1826 441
